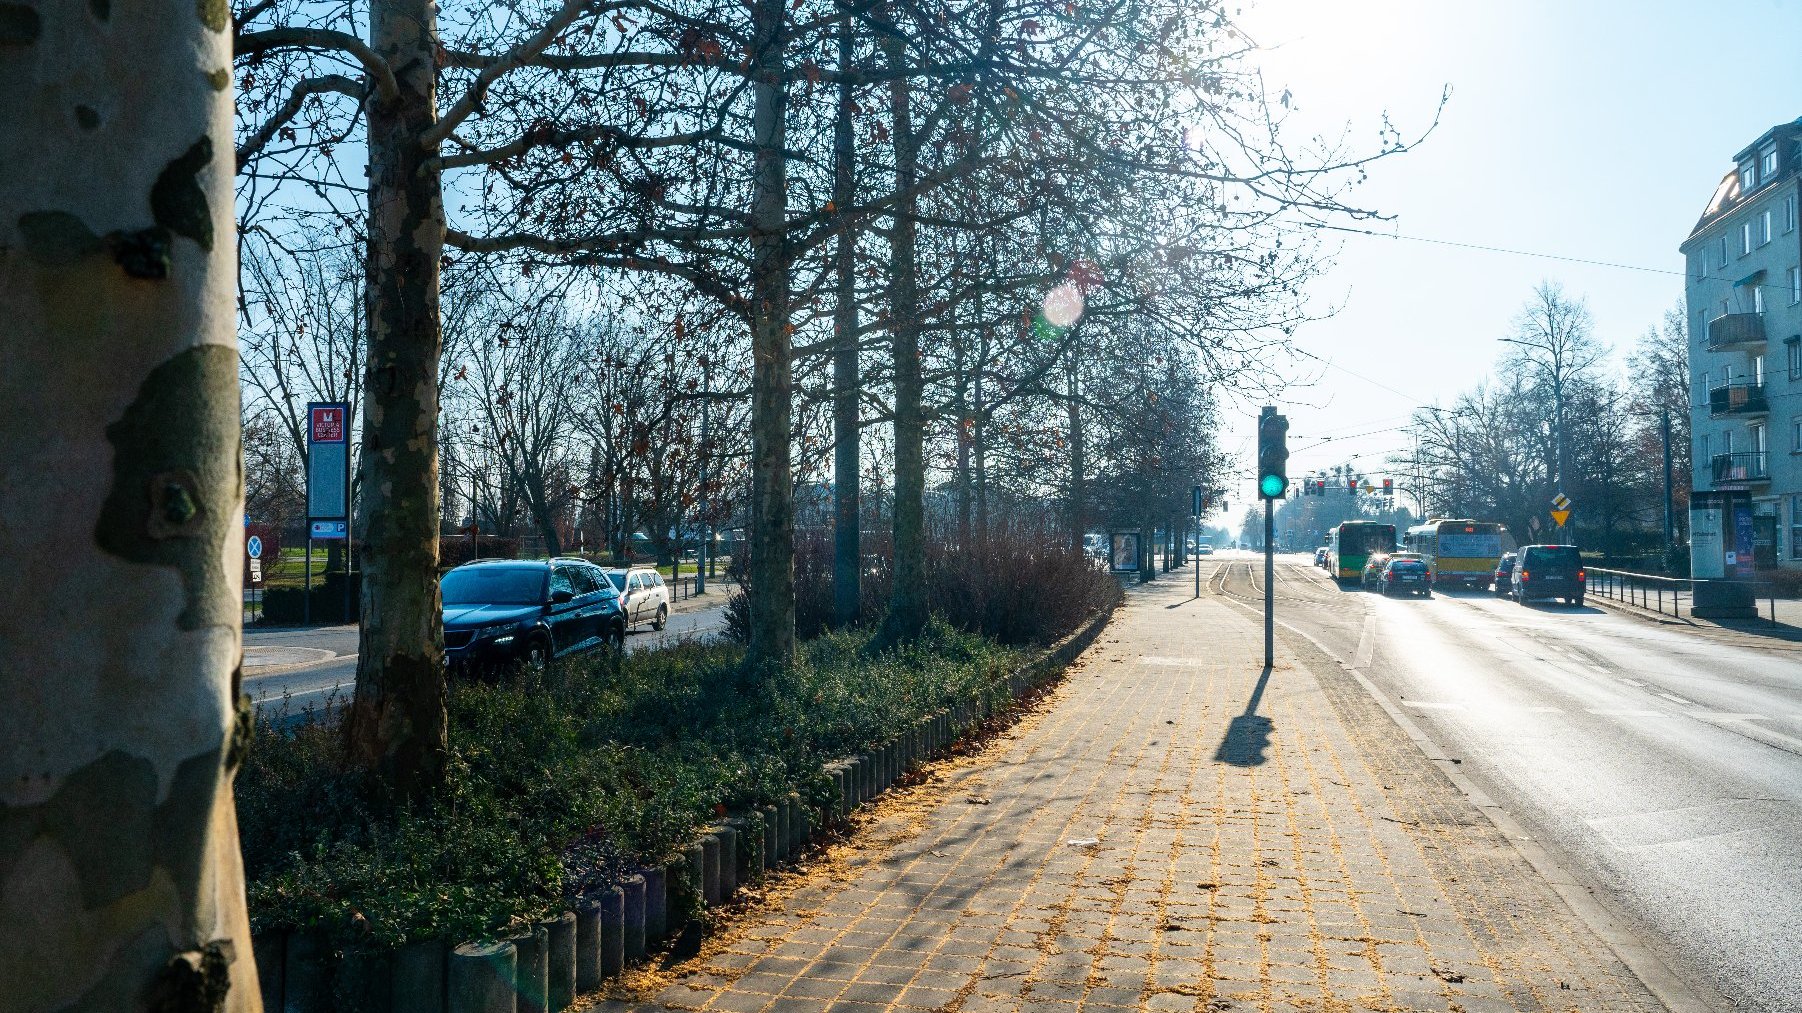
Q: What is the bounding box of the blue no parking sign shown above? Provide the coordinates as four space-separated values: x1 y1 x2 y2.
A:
246 535 264 560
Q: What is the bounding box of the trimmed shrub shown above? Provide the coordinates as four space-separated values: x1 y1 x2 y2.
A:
727 527 1120 646
239 621 1029 949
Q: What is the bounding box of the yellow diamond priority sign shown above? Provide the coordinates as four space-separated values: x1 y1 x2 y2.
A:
1550 491 1572 528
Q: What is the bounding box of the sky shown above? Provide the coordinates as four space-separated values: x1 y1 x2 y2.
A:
1210 0 1802 513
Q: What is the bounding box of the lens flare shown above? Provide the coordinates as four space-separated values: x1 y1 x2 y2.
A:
1041 282 1084 328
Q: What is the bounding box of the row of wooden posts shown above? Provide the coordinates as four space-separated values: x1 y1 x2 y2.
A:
251 678 1041 1013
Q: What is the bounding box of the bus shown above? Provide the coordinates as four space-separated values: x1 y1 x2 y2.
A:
1403 519 1513 590
1326 521 1397 582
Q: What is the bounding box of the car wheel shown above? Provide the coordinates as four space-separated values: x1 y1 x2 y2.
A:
524 634 552 673
605 620 626 651
653 605 668 632
1573 596 1585 608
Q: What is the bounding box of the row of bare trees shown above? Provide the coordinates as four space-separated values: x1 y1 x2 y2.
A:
1403 284 1691 563
5 0 1430 1001
226 0 1425 806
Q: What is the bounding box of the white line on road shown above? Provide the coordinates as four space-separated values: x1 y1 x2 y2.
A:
1586 709 1671 717
1656 692 1694 706
1403 701 1467 710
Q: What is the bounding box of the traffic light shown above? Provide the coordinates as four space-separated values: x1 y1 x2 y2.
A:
1382 477 1393 499
1347 477 1357 495
1256 408 1288 500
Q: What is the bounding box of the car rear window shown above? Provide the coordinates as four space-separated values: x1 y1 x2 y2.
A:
1390 561 1426 573
1524 546 1581 571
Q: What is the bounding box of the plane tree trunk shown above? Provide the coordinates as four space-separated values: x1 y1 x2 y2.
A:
830 0 861 628
0 0 260 1006
746 0 796 669
342 0 449 801
881 8 927 642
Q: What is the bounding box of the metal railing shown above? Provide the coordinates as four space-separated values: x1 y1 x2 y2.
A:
1587 567 1788 626
1712 451 1770 485
1708 381 1768 417
1585 567 1693 618
1706 312 1766 350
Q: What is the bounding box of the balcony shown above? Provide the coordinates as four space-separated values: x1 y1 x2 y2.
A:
1708 381 1768 417
1706 313 1766 350
1712 452 1770 486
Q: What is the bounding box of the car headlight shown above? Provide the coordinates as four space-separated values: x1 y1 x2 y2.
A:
477 622 519 644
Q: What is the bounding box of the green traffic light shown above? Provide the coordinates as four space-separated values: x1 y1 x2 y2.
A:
1259 474 1286 498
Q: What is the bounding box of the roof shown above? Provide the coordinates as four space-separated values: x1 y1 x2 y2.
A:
1684 117 1802 244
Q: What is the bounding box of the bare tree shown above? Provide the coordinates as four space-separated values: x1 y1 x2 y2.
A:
1 0 259 1007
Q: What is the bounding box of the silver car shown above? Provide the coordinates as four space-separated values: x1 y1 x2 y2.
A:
603 566 670 631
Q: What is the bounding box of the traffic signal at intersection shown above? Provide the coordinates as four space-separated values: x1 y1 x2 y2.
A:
1257 408 1289 500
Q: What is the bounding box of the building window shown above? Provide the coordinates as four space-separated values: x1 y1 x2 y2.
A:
1693 254 1706 281
1763 146 1779 180
1742 220 1754 255
1788 338 1801 380
1792 266 1801 305
1792 496 1802 559
1718 235 1730 267
1761 209 1774 245
1755 286 1766 315
1741 159 1757 191
1792 416 1802 451
1788 195 1798 233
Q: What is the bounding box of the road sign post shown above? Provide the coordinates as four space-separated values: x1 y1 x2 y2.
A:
306 402 351 625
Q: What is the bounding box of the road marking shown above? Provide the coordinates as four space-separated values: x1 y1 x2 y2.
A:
1695 713 1769 721
1587 708 1670 717
1403 701 1467 710
1619 678 1645 687
1354 614 1376 669
1655 692 1693 706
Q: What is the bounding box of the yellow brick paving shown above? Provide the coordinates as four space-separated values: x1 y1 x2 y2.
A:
599 578 1663 1013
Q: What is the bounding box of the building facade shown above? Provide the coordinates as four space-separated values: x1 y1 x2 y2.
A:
1681 117 1802 569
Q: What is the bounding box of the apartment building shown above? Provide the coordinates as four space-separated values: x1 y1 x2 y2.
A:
1681 117 1802 569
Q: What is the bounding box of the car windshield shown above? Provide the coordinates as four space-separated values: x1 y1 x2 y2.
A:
604 571 626 591
441 567 545 605
1525 546 1581 571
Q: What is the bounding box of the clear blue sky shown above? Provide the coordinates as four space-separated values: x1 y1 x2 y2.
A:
1213 0 1802 510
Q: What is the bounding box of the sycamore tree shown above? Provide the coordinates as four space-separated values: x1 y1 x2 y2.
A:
2 0 259 1008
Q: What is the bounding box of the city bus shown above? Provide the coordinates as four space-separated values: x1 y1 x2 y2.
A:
1402 519 1513 590
1326 521 1397 582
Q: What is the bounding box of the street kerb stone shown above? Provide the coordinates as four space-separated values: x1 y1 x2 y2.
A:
448 941 515 1013
577 902 605 992
622 874 649 963
601 885 627 978
590 579 1661 1013
701 833 723 906
547 910 578 1011
642 865 669 943
507 924 549 1013
391 938 446 1013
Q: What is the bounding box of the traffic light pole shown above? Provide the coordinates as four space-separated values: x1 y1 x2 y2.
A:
1263 498 1274 669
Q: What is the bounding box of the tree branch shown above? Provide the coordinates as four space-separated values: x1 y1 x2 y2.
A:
235 28 399 101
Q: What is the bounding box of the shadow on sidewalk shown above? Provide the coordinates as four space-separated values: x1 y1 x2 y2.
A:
1214 664 1273 767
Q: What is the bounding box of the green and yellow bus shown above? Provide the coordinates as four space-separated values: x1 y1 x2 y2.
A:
1326 521 1397 582
1403 519 1513 590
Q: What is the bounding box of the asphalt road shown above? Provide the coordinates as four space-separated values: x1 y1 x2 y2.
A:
243 600 729 723
1199 551 1802 1013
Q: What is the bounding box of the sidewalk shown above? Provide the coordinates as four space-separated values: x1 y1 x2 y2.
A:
599 578 1662 1013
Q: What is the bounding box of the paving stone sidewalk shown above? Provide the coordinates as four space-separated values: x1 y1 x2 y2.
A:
601 579 1664 1013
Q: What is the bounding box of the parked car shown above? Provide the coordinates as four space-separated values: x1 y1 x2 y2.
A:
1492 552 1518 596
1360 553 1392 590
1314 547 1329 568
441 558 625 672
1379 557 1432 597
1196 542 1215 556
603 566 671 631
1510 544 1585 606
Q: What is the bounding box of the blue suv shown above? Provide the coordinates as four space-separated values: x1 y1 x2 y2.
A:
441 558 626 673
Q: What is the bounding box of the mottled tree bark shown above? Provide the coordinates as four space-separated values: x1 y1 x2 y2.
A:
0 0 260 1007
881 10 927 641
746 0 796 669
343 0 448 799
830 2 861 628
